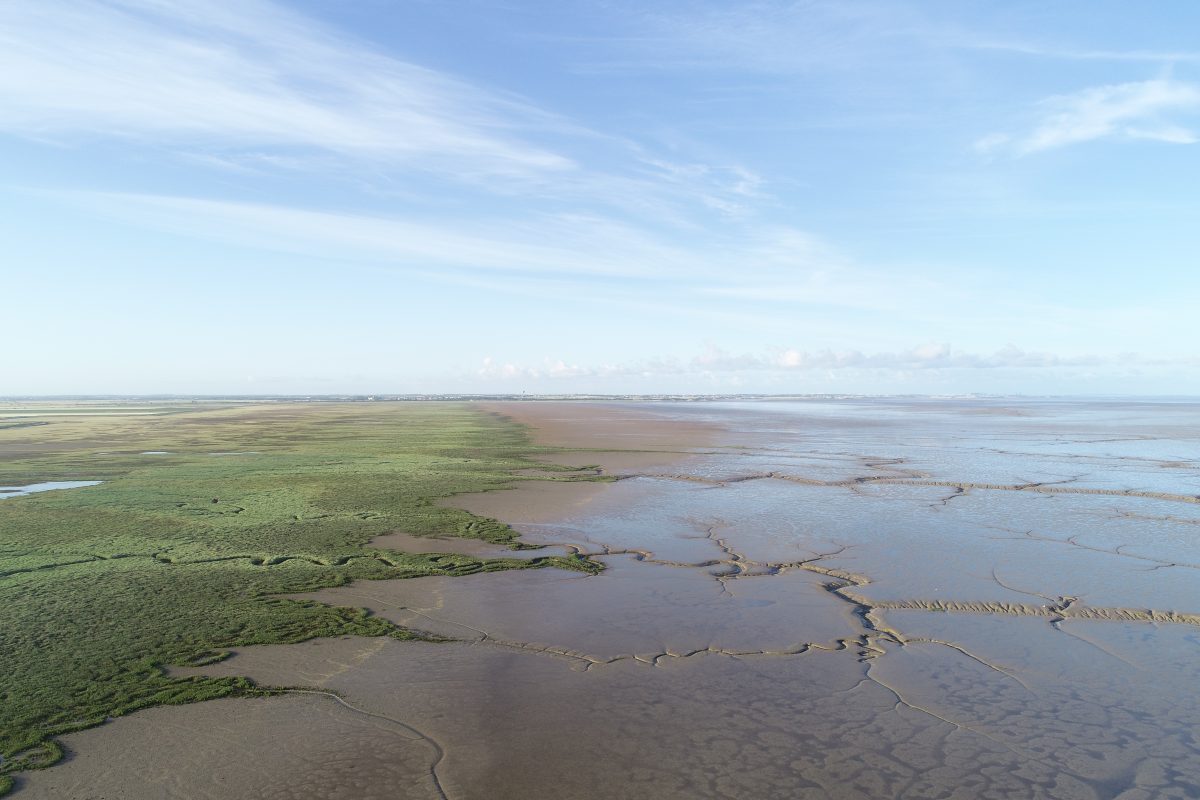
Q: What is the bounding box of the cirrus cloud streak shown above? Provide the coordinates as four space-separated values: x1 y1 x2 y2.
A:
977 78 1200 155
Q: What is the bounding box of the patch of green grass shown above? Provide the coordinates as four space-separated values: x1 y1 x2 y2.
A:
0 403 601 791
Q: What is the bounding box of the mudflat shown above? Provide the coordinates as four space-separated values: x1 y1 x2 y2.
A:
0 402 589 797
12 399 1200 798
443 401 721 526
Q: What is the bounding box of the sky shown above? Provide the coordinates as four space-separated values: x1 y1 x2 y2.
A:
2 0 1199 396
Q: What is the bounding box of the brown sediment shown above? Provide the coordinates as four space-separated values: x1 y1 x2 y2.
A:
19 400 1200 799
441 477 616 528
878 478 1200 505
283 553 860 667
865 597 1200 626
629 469 1200 506
482 401 721 473
438 402 723 528
13 694 444 800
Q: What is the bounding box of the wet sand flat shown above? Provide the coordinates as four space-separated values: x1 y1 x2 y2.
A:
440 476 617 528
18 399 1200 799
173 636 1067 800
293 554 858 663
486 400 722 473
12 693 441 800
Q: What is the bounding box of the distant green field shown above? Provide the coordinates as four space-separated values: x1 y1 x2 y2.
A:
0 403 599 791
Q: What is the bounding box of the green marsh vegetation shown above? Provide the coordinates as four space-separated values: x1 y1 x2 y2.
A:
0 402 600 790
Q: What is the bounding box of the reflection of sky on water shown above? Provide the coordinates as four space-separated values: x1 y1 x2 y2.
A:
0 480 102 499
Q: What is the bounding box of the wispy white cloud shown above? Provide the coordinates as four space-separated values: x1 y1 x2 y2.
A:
66 188 966 324
977 78 1200 155
63 191 723 280
70 186 1161 359
768 343 1109 371
965 41 1200 64
606 2 1200 74
0 0 764 220
624 2 918 74
478 344 1197 381
56 187 1192 363
0 0 571 177
64 189 865 288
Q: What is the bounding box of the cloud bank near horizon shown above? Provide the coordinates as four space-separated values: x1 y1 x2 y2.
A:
477 345 1198 383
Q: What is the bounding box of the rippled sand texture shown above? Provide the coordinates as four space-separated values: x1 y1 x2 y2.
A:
19 399 1200 799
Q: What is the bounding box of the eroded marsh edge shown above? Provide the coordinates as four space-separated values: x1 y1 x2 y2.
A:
0 404 603 793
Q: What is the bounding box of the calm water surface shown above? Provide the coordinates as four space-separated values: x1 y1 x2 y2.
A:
0 480 102 499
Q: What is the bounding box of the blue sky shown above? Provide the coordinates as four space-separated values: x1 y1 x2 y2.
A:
3 0 1198 395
